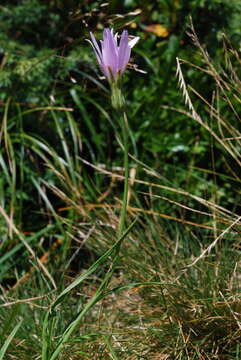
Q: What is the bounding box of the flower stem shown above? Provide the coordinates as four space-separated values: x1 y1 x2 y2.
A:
110 80 125 110
117 111 129 239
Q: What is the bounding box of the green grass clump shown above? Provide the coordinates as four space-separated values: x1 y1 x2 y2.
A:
1 214 241 359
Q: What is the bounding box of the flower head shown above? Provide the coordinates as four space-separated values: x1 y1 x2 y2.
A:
88 28 139 82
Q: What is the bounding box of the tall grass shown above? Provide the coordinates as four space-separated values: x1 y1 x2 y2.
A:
0 30 241 359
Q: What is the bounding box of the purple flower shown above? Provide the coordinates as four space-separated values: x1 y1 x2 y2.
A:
88 28 139 81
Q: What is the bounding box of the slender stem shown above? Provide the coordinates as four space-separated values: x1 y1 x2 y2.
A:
117 111 129 239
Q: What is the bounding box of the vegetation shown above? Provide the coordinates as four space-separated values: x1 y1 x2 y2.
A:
0 1 241 359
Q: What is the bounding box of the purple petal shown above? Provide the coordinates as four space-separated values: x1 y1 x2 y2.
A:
90 32 101 57
102 28 118 77
89 32 102 65
117 30 131 72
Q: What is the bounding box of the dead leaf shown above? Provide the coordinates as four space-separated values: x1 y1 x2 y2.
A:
145 24 169 38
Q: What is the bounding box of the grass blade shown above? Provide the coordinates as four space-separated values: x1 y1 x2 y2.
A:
41 218 137 360
0 319 23 360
